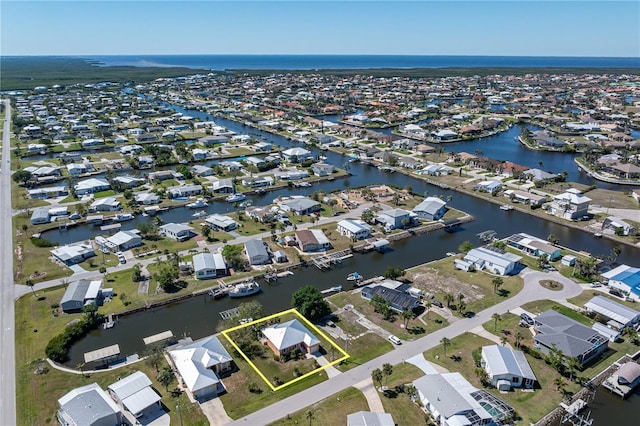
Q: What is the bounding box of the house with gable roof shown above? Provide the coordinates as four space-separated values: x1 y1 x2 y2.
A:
262 319 321 358
57 383 122 426
481 345 538 390
107 371 161 419
168 335 234 401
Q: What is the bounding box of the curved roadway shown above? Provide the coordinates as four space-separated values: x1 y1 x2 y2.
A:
227 269 582 425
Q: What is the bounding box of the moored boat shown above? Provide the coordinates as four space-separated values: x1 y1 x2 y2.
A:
500 205 514 211
229 281 260 298
225 193 246 203
347 272 363 282
186 198 209 209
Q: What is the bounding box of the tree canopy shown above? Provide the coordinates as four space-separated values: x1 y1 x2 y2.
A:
291 285 331 321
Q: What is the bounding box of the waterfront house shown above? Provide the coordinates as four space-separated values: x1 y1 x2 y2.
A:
282 147 312 163
261 319 321 358
168 184 202 199
28 186 68 199
360 283 421 313
89 197 121 212
533 310 609 366
242 176 274 188
462 246 522 276
506 233 561 260
102 230 143 252
412 197 447 221
66 163 90 175
74 177 111 195
503 189 547 206
245 206 275 223
135 192 160 205
160 223 194 242
278 196 321 215
211 178 235 194
548 188 591 220
51 242 96 266
198 135 228 145
413 373 514 426
30 206 51 224
431 129 458 141
57 383 122 426
603 217 633 236
601 265 640 302
481 345 538 390
205 214 238 232
274 169 309 181
311 163 335 177
376 208 413 230
474 180 502 195
148 170 174 182
192 252 227 280
192 148 210 160
347 412 395 426
168 335 233 401
191 165 214 177
244 239 271 265
60 279 103 312
522 168 558 182
295 229 332 252
107 371 161 419
113 176 146 189
337 219 372 240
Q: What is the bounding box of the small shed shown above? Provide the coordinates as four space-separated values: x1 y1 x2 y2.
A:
497 379 511 391
273 250 288 263
561 255 577 266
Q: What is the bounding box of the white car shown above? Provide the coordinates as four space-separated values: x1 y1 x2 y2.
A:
388 335 401 345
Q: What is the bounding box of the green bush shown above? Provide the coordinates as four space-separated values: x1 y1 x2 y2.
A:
30 237 58 248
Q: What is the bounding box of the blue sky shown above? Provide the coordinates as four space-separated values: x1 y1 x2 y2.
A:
2 1 638 57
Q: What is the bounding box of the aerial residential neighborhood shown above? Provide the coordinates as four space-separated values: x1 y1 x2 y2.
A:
1 2 640 424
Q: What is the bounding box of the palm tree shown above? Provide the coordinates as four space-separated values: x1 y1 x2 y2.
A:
76 362 86 378
25 278 36 296
456 293 465 307
492 277 504 295
157 368 174 392
440 337 451 356
372 368 383 389
500 336 508 346
443 293 454 308
567 357 581 382
305 410 315 426
553 377 566 395
492 313 501 332
401 309 415 329
423 299 432 320
514 331 523 348
382 363 393 385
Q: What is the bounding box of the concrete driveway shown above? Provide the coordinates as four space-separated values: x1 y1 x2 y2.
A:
199 397 232 426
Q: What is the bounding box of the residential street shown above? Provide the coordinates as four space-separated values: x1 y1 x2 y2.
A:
0 98 17 425
227 269 582 425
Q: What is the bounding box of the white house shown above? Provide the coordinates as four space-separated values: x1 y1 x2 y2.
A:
414 373 514 426
376 208 413 230
89 197 121 212
412 197 447 220
102 230 143 252
281 147 312 163
548 188 591 220
74 177 111 195
347 412 395 426
244 239 271 265
192 252 227 279
584 295 640 330
160 223 194 241
135 192 160 205
337 219 372 240
168 335 233 401
463 246 522 276
60 279 103 312
481 345 538 390
205 214 238 232
51 242 96 265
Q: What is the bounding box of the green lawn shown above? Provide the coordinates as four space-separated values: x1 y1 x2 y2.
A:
568 291 640 310
406 257 523 317
335 333 394 372
377 363 428 426
268 387 368 426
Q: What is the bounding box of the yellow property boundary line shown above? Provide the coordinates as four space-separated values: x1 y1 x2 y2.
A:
221 308 350 391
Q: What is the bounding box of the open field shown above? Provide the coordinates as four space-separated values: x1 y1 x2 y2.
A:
406 257 523 317
377 363 428 425
268 386 368 426
334 332 393 372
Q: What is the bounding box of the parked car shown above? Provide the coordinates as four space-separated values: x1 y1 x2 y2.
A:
388 335 401 345
432 301 443 308
520 313 534 325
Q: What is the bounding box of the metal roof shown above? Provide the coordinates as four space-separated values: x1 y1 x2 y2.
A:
58 383 120 426
262 319 320 351
346 411 395 426
584 296 640 326
482 345 537 382
84 344 120 363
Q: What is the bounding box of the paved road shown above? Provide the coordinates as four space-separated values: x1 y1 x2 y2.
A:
0 99 17 425
227 269 582 425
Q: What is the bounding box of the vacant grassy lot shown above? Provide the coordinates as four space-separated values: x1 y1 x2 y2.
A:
586 188 640 210
268 387 368 426
334 333 394 372
406 257 523 317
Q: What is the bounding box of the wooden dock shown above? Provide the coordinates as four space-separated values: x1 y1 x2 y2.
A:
220 307 240 320
312 249 353 269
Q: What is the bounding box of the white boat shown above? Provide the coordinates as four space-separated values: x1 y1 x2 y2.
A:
186 198 209 209
228 281 260 298
192 210 207 218
225 193 246 203
446 252 457 257
255 188 266 194
499 205 514 211
238 201 253 208
347 272 363 282
319 155 328 160
114 213 135 221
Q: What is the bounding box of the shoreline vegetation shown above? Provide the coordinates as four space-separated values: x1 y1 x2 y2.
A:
2 56 640 90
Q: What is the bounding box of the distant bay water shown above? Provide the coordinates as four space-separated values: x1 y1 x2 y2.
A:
85 55 640 70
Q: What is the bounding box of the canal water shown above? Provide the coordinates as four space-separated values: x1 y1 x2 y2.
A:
63 105 638 357
588 385 640 426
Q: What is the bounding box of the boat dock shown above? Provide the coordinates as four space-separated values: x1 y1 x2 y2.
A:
312 249 353 269
353 276 385 288
560 399 593 426
143 330 174 346
209 281 234 299
103 313 116 329
477 229 497 242
321 285 342 295
220 307 240 320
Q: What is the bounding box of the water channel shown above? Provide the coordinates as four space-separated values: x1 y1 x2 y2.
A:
65 107 639 366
